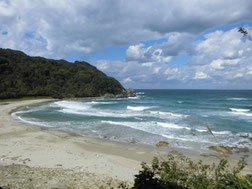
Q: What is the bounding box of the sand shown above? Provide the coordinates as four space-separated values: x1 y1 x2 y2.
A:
0 99 251 188
0 99 162 188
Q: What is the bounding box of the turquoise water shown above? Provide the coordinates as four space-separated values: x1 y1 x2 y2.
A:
13 90 252 153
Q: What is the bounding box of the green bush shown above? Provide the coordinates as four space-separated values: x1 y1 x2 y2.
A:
133 151 252 189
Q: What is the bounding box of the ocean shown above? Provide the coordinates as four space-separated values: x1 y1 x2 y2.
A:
12 90 252 153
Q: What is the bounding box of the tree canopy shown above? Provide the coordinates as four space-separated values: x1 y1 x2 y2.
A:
0 48 125 99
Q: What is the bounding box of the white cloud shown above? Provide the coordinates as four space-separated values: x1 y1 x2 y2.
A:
165 68 180 80
125 32 194 64
194 72 209 79
1 0 252 58
126 44 145 60
93 27 252 89
164 68 178 75
233 73 243 78
209 59 225 70
142 62 154 67
153 67 161 74
197 30 245 58
126 43 174 64
123 77 133 84
247 67 252 75
209 58 241 70
95 60 109 70
1 0 252 89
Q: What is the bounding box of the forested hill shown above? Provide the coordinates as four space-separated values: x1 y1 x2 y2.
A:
0 48 126 99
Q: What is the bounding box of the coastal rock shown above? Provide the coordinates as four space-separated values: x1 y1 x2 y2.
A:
126 88 136 97
114 88 136 98
234 147 249 153
103 93 117 99
130 138 138 144
240 134 252 141
209 146 233 155
209 145 249 155
156 141 169 147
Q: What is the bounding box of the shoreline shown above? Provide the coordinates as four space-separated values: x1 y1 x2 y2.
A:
0 100 158 182
0 99 251 187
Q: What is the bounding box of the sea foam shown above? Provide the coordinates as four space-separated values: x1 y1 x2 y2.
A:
228 98 248 101
230 112 252 117
230 108 250 112
128 96 140 99
54 101 91 110
156 122 190 130
146 110 188 118
127 106 151 111
194 129 231 135
229 108 252 117
88 101 117 105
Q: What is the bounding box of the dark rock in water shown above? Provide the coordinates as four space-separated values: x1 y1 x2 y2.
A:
126 88 136 97
107 88 136 98
102 88 136 98
156 141 169 147
130 138 138 144
240 134 252 141
238 141 249 145
209 145 249 155
103 93 117 98
235 147 249 153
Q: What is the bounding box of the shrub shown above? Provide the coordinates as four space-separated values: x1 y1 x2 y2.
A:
133 151 252 189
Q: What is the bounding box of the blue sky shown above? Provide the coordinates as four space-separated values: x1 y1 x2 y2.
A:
1 0 252 89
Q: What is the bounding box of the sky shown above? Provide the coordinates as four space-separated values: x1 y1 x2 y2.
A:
1 0 252 89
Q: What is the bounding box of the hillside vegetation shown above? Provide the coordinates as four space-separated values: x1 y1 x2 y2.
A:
0 48 125 99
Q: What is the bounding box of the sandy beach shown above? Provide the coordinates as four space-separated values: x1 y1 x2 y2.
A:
0 99 251 188
0 99 161 188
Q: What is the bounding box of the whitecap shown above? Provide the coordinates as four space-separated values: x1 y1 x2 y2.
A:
101 120 125 125
195 129 208 133
136 92 145 95
156 122 190 130
59 108 134 118
128 96 140 99
127 106 151 111
13 109 38 114
88 101 117 105
13 105 47 114
228 98 248 101
195 128 231 135
12 114 53 128
230 108 250 112
54 101 91 110
102 120 190 131
229 111 252 117
146 110 188 118
212 131 232 135
135 117 144 120
101 121 147 132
